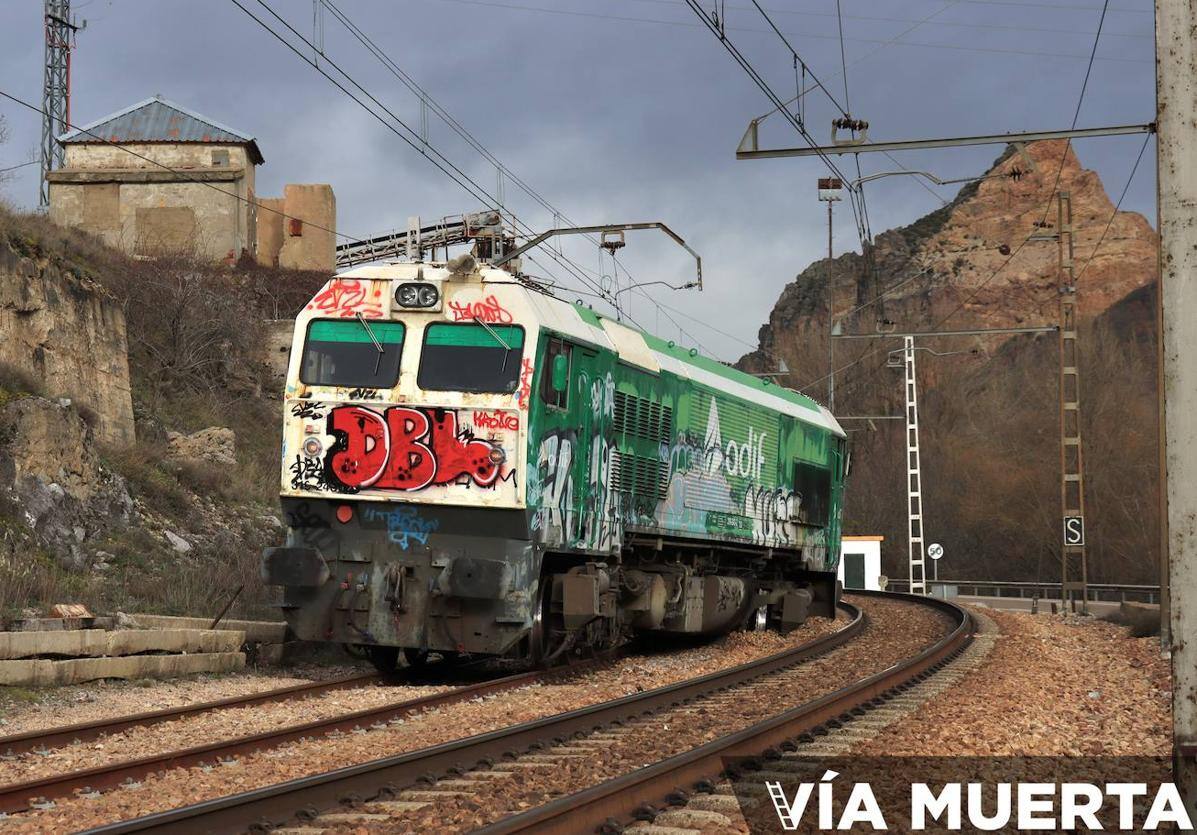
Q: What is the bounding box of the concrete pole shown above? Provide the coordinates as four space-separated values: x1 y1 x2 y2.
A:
1157 0 1197 811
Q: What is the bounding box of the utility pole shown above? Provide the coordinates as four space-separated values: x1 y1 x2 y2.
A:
818 178 843 412
1056 192 1089 614
903 336 927 595
1157 0 1197 814
40 0 82 208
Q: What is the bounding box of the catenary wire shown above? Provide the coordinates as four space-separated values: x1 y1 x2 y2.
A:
426 0 1150 65
1074 132 1152 281
233 0 616 305
316 0 657 317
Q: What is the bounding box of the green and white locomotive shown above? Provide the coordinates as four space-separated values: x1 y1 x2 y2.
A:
263 248 848 668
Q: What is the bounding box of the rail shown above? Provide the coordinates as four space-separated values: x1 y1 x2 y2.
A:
80 601 869 834
477 590 971 834
0 662 602 815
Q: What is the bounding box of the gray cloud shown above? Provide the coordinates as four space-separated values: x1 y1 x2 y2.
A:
0 0 1156 363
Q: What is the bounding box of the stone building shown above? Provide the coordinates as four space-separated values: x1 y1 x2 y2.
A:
48 96 264 264
255 183 336 272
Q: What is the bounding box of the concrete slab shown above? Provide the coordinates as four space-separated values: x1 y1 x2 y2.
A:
129 614 287 644
0 628 245 660
0 651 245 686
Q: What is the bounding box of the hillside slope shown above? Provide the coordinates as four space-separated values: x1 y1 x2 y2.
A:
739 140 1159 585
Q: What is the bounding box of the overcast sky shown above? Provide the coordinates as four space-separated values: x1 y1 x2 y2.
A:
0 0 1156 362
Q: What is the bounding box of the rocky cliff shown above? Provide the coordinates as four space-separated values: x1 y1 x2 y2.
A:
0 237 135 446
741 140 1157 404
739 140 1160 584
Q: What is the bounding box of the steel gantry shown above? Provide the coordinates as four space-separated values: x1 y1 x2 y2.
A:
40 0 81 208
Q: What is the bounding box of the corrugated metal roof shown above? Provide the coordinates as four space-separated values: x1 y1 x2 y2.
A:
59 96 264 164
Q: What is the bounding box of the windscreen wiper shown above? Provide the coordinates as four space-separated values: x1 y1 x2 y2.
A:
356 312 385 375
473 316 513 373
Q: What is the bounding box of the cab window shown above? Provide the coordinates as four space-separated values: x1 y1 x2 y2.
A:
540 337 570 409
300 319 404 388
793 461 831 527
417 323 525 393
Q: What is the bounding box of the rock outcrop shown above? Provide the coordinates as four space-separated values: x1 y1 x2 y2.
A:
741 140 1157 399
0 395 133 568
0 241 135 446
737 140 1161 584
167 427 237 467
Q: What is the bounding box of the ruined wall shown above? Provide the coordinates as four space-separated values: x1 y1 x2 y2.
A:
48 143 256 264
255 184 335 273
0 243 135 446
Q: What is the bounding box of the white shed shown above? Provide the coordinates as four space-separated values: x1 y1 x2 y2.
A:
839 536 884 591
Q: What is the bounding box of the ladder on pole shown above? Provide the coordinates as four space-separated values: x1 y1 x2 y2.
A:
1057 192 1089 614
905 335 927 594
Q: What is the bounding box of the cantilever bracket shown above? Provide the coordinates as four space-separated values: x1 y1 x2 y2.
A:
491 222 703 290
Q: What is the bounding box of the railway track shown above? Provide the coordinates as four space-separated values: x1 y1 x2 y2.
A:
0 659 607 816
5 592 970 833
68 597 881 834
0 672 380 758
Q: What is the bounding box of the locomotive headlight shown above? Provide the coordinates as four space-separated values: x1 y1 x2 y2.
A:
302 436 324 458
488 447 507 465
396 282 439 308
417 284 439 307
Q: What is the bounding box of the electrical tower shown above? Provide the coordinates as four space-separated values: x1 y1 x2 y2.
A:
1055 191 1089 613
40 0 82 208
904 336 927 595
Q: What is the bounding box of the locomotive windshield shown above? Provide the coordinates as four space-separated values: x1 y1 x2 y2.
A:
299 319 405 388
417 323 525 393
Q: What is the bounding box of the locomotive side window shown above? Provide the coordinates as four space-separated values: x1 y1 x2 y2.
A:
540 337 570 409
417 323 525 393
793 460 831 527
300 319 405 388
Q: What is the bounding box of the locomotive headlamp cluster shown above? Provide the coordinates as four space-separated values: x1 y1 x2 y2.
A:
396 282 439 309
302 436 324 458
488 447 507 465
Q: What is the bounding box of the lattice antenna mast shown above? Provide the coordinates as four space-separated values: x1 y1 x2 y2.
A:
1056 191 1089 613
904 336 927 595
40 0 82 208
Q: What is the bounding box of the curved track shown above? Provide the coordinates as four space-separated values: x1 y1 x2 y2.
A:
76 601 870 834
480 590 972 834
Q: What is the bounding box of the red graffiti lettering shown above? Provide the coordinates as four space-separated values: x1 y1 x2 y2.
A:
517 358 534 409
472 410 519 431
326 406 500 491
328 406 389 487
380 408 435 490
448 294 513 324
307 279 384 319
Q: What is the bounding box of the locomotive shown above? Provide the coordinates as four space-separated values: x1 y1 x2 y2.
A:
262 245 847 669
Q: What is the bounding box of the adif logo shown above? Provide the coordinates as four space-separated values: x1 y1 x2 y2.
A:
765 772 1195 832
703 399 767 481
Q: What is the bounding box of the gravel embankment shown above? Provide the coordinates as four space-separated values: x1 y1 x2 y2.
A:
384 597 952 834
4 612 848 833
852 608 1170 757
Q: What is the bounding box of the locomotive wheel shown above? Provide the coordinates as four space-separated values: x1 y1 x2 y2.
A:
364 645 400 674
529 576 567 664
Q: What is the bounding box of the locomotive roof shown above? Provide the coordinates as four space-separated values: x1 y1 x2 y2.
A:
333 261 845 438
